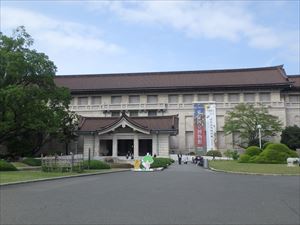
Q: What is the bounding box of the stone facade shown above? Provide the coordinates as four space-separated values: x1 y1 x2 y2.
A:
54 66 300 155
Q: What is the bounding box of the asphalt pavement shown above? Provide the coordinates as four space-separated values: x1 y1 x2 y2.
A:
1 163 300 225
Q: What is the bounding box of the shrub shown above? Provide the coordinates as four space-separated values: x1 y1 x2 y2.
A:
109 163 133 169
262 142 273 150
0 159 18 171
255 143 299 164
22 158 41 166
238 154 251 163
206 150 222 158
83 160 111 170
224 150 239 160
150 157 173 168
189 152 196 155
245 146 262 157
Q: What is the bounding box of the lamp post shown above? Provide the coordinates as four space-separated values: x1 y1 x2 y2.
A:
257 124 262 149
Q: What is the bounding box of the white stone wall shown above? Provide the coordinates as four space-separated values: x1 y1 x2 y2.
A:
74 89 300 154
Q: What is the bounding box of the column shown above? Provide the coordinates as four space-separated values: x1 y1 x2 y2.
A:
112 135 118 157
95 136 100 156
134 134 139 158
152 134 158 156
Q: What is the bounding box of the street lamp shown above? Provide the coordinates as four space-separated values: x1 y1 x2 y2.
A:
257 124 262 149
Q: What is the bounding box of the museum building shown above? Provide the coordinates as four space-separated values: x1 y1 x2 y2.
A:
54 65 300 158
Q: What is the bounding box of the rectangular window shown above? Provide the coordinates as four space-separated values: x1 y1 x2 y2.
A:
70 98 75 105
259 93 271 102
129 111 139 117
111 111 120 117
147 95 158 103
183 94 194 103
228 93 239 102
111 96 122 104
148 110 157 116
213 94 224 102
244 93 255 102
129 95 140 103
78 97 88 105
91 96 101 105
289 95 300 102
168 95 178 103
197 94 209 101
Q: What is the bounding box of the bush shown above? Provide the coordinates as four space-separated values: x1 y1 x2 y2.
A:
189 152 196 155
245 146 262 157
150 157 173 168
109 163 133 169
263 142 273 150
224 150 239 160
206 150 222 158
0 159 18 171
83 160 111 170
255 143 299 164
238 154 251 163
22 158 41 166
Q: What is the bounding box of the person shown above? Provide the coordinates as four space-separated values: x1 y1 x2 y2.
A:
177 152 182 165
183 155 188 164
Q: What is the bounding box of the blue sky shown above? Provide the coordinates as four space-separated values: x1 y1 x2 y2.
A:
1 0 299 75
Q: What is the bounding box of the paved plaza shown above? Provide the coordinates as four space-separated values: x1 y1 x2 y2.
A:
1 164 300 225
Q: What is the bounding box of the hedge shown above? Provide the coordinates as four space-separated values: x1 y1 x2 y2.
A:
255 143 298 164
245 146 262 157
150 157 174 168
239 143 299 164
238 154 251 163
22 158 41 166
206 150 222 158
83 160 111 169
0 159 18 171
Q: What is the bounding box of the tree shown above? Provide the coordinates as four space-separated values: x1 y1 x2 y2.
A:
0 26 78 157
281 125 300 150
223 103 283 148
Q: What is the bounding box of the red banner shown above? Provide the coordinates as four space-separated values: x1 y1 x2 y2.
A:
194 104 206 148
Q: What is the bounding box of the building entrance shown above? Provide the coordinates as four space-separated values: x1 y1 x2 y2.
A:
139 139 152 156
99 140 112 156
118 139 133 156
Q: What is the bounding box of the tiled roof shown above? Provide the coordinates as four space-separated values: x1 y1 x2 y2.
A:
78 114 179 134
54 65 292 93
288 75 300 89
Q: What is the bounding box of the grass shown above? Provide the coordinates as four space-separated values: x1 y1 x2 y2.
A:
11 162 31 167
0 168 121 184
209 160 300 175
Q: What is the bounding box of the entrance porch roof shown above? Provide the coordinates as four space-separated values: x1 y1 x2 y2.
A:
78 113 178 135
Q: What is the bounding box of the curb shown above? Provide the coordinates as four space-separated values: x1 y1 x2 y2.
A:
209 167 300 176
0 169 130 187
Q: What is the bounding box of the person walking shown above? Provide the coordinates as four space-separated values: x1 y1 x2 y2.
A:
177 152 182 165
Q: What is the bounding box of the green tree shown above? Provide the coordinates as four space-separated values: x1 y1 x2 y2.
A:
0 26 77 157
223 103 283 148
281 125 300 150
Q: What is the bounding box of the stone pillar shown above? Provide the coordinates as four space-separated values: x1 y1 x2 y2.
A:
134 134 139 158
112 135 118 157
95 136 100 156
152 134 158 156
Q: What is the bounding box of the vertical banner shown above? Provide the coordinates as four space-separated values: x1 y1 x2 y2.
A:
205 104 217 150
194 103 206 148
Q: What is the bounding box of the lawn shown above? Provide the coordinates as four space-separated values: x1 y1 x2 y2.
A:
209 160 300 175
0 169 117 184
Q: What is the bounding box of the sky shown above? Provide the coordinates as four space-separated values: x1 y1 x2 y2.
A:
1 0 299 75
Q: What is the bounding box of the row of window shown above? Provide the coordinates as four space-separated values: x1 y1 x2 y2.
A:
72 93 300 106
111 110 157 117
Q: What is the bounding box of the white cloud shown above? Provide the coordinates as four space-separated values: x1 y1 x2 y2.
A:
86 1 298 52
1 6 122 54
